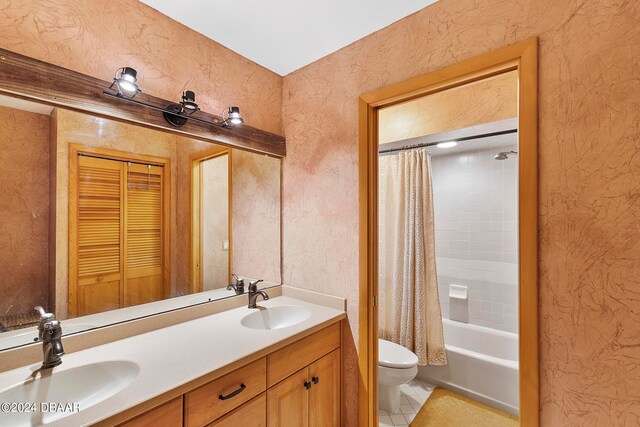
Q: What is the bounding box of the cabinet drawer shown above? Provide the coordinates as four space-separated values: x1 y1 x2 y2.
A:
267 322 340 387
185 358 267 427
118 396 183 427
207 393 266 427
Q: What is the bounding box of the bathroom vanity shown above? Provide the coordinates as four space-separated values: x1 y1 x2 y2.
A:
122 323 340 427
0 292 345 427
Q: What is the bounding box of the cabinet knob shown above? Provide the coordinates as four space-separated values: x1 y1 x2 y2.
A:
312 376 319 384
304 381 312 390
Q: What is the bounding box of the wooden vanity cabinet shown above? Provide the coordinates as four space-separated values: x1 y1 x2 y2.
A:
267 348 341 427
207 393 267 427
266 369 309 426
185 358 267 427
308 348 341 427
118 396 183 427
114 322 341 427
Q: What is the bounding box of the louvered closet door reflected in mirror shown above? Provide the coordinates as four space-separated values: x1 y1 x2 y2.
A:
69 151 168 317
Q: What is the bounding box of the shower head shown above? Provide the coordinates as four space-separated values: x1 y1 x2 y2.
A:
494 151 518 160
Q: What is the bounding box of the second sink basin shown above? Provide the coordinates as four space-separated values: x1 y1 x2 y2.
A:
241 306 311 330
0 361 139 426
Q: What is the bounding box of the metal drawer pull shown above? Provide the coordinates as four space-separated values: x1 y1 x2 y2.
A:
219 383 246 400
304 381 312 390
312 376 319 384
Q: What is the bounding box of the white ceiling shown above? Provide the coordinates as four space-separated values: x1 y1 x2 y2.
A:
139 0 438 76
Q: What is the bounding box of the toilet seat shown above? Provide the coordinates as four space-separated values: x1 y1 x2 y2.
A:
378 339 419 369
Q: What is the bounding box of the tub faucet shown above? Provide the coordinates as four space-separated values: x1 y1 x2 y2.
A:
35 306 64 369
247 279 268 309
227 274 245 295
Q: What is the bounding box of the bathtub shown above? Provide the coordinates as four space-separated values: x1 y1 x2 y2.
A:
417 318 519 415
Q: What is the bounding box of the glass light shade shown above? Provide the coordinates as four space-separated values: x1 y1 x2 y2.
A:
115 67 139 97
436 141 458 148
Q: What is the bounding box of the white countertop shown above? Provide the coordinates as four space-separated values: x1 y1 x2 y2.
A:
0 295 345 426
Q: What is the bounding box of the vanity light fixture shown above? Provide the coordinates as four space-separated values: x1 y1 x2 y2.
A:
111 67 140 98
436 141 458 148
180 90 200 113
104 71 245 129
221 106 244 127
163 90 201 127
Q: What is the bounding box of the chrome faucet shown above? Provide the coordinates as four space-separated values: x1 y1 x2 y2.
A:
227 274 245 295
247 279 268 308
35 306 64 369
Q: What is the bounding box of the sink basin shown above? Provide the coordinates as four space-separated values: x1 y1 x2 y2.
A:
241 306 311 330
0 361 139 426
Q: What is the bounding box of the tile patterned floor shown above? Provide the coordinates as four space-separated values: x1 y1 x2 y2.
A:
379 379 435 426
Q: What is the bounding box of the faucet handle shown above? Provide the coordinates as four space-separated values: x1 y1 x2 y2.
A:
227 274 245 293
34 306 55 325
248 279 264 291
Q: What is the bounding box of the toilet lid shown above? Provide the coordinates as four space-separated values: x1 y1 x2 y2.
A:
378 339 419 369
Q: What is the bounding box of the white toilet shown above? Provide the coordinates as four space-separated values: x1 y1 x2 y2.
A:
378 339 419 413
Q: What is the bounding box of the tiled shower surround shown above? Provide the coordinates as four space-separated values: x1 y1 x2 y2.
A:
431 143 518 333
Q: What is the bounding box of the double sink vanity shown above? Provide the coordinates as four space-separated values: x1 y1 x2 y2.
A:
0 288 346 426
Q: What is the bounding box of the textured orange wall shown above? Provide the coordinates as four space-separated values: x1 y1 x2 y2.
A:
0 0 282 135
0 107 50 316
231 150 282 285
379 70 517 143
282 0 640 425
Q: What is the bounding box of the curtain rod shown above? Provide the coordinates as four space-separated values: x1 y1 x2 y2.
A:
378 129 518 155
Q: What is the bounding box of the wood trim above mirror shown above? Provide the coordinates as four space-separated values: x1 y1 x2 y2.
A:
0 47 286 157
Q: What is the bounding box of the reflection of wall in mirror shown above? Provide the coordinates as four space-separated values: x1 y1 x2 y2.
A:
232 150 281 285
201 154 230 291
0 106 50 320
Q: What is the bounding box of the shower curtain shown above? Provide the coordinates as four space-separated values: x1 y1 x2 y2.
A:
379 149 447 366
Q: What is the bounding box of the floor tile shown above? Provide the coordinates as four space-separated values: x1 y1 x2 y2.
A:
390 414 407 425
400 404 415 415
379 379 436 425
379 415 393 427
404 413 416 423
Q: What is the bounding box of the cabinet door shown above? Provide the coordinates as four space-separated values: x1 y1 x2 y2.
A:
208 394 266 427
267 368 309 427
309 349 341 427
118 396 183 427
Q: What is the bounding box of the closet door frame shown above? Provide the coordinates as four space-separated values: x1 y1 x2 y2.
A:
68 144 171 317
358 38 539 427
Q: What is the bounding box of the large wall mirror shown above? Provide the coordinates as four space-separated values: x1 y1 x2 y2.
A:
0 94 281 351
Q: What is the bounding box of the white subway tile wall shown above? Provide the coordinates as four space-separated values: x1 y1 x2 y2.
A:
431 144 518 333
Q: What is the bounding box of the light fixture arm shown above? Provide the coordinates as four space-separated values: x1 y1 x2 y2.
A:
105 68 242 128
103 90 237 129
